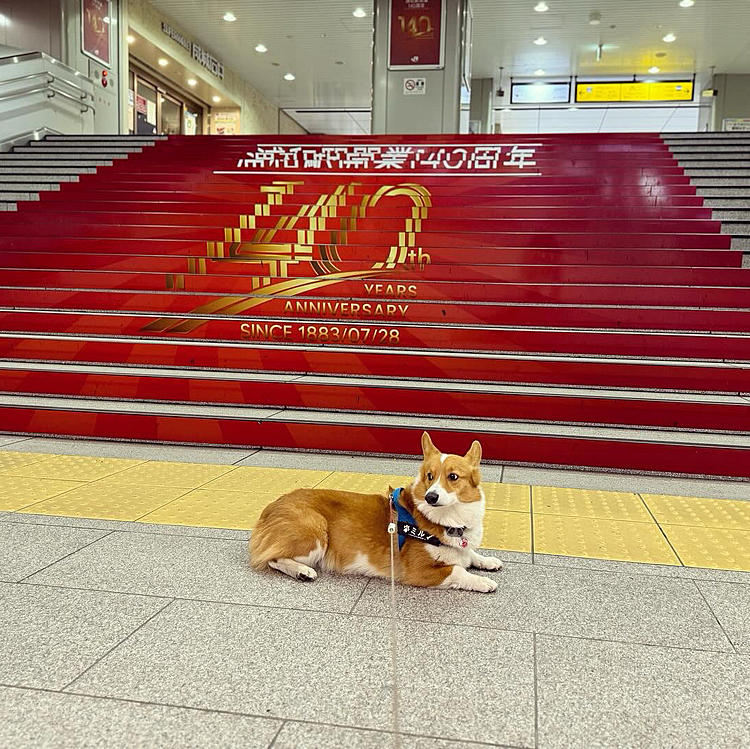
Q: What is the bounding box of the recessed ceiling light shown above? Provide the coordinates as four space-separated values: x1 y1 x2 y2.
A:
335 60 345 65
534 68 545 75
534 36 547 45
679 0 694 6
284 73 296 81
353 8 366 17
662 33 676 42
212 96 221 103
187 78 197 86
655 51 667 58
158 58 168 67
648 66 660 74
223 12 236 22
255 43 267 53
126 34 135 44
588 11 602 25
534 1 548 11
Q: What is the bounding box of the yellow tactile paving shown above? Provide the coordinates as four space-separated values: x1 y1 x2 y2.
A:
483 482 530 512
481 510 532 553
533 514 680 566
0 452 59 472
663 526 750 571
201 466 332 494
18 484 192 521
311 471 411 493
533 486 652 522
0 477 85 512
643 494 750 531
140 490 277 530
97 461 238 489
4 455 144 482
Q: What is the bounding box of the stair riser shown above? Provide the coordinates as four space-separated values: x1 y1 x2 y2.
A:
2 368 748 432
1 335 745 392
1 311 749 359
1 404 747 478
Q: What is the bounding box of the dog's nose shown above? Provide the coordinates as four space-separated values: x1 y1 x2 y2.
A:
425 492 439 505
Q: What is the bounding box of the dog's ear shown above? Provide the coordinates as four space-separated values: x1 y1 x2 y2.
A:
421 431 438 458
464 440 482 467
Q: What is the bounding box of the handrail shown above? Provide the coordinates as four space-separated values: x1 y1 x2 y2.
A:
0 70 93 100
0 51 85 79
0 84 95 113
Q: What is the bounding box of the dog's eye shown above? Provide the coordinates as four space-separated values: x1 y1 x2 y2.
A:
427 472 433 481
448 473 459 481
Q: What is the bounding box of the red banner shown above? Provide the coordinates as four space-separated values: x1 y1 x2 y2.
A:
82 0 110 66
389 0 443 68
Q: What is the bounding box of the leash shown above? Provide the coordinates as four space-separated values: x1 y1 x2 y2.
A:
387 495 403 749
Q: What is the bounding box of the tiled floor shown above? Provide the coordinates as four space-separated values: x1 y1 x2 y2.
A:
0 435 749 748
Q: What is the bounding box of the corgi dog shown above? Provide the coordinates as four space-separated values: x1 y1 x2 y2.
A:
249 432 502 593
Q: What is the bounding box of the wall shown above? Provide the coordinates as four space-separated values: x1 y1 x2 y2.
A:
0 0 62 58
711 74 750 130
125 0 305 135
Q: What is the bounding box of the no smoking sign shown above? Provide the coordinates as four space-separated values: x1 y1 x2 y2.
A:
403 77 426 95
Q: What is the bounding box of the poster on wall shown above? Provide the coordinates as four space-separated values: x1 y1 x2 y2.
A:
211 110 239 135
81 0 111 67
389 0 444 69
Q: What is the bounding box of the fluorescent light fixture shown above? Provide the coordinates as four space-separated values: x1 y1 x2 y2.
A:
284 72 296 80
679 0 694 6
255 43 267 53
353 8 366 17
158 58 168 66
648 66 660 74
662 33 676 42
534 2 548 11
534 36 547 45
187 78 197 86
223 12 236 22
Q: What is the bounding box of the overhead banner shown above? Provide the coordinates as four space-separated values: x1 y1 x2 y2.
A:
576 81 693 103
81 0 110 67
511 82 570 104
389 0 444 69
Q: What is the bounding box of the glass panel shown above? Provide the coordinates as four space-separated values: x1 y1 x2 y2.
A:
184 103 201 135
160 94 182 135
135 79 157 135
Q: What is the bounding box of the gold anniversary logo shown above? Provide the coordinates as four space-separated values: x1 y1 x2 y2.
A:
141 180 432 335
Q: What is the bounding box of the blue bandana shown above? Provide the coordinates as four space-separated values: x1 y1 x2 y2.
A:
389 488 442 550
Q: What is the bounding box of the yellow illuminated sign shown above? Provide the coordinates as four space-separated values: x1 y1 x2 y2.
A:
576 81 693 102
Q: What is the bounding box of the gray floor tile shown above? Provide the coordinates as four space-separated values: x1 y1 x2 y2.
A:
503 466 750 501
6 512 250 541
0 521 108 582
536 634 750 749
0 437 257 464
236 449 505 482
0 435 31 448
534 553 750 584
0 583 167 690
697 581 750 654
70 601 535 746
27 531 368 613
274 723 500 748
353 563 733 651
0 686 281 749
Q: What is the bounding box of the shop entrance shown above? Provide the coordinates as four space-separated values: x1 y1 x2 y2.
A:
128 63 204 135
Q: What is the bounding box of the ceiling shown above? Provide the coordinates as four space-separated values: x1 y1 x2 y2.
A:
146 0 750 128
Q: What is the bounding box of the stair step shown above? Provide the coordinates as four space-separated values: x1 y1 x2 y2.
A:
713 210 750 220
0 192 39 201
0 160 113 168
697 187 750 196
0 183 60 191
0 202 17 211
0 393 747 478
43 135 165 142
0 167 96 175
705 199 750 208
16 147 143 155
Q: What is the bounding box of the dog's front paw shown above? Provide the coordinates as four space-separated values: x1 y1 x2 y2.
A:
470 575 498 593
471 553 503 572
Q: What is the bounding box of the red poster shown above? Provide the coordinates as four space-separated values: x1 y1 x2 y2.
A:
82 0 110 66
389 0 443 69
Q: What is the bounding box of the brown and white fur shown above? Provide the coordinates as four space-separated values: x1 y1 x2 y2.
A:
249 432 502 593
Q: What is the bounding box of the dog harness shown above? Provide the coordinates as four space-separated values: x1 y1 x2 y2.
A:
389 488 467 550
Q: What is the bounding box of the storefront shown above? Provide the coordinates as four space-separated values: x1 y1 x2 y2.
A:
128 62 204 135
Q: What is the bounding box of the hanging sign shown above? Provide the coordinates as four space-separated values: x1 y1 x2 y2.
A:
389 0 444 69
576 80 693 102
81 0 111 67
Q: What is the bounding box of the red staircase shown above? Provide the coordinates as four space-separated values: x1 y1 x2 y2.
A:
0 133 748 479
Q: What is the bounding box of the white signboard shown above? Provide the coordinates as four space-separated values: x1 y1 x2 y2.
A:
723 118 750 132
511 82 570 104
403 77 426 95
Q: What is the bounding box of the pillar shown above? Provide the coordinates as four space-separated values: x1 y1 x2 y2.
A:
711 74 750 131
371 0 473 134
469 77 493 134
